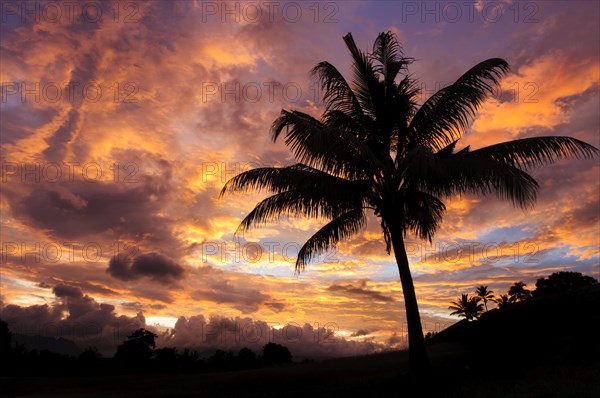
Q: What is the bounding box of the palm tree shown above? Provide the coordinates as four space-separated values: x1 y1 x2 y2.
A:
494 294 514 309
220 31 598 373
475 285 495 311
508 281 532 302
449 294 484 321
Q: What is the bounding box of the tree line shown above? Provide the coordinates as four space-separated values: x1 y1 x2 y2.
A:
0 322 293 376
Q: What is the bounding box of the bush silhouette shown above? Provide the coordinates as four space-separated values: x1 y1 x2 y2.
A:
115 328 157 361
0 320 11 355
534 271 598 296
262 342 292 365
238 347 258 368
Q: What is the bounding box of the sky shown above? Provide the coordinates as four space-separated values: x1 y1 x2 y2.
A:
0 0 598 358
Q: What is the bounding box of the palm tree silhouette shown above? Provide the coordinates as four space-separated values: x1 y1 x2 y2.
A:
508 281 532 302
449 294 484 321
494 294 514 309
475 285 495 311
221 31 598 373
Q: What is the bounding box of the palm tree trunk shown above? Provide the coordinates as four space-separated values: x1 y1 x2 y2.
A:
388 224 430 374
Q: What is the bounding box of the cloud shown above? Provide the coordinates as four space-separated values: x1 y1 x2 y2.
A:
52 283 84 298
327 280 395 303
159 315 386 359
351 329 371 337
0 284 146 356
190 268 270 313
107 252 185 283
386 332 404 348
264 301 286 313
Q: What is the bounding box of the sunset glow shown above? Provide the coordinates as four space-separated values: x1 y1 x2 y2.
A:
1 0 598 359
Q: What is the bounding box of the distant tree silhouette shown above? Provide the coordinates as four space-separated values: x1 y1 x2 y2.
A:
78 346 102 362
115 328 157 361
494 294 514 309
0 320 11 355
262 342 292 365
534 271 598 296
508 281 532 302
449 294 484 321
220 31 599 374
155 347 177 365
238 347 258 368
208 349 234 370
475 285 495 311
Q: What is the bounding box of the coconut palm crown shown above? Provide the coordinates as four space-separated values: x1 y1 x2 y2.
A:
475 285 495 311
449 294 484 321
220 31 598 373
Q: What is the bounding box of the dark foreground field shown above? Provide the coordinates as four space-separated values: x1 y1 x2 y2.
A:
2 285 599 397
1 342 599 398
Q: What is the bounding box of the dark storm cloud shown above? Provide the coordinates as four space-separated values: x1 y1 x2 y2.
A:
160 315 385 359
53 283 84 298
191 279 270 314
107 252 185 283
3 151 185 261
1 295 385 359
0 284 146 355
351 329 370 337
327 280 395 303
11 173 170 239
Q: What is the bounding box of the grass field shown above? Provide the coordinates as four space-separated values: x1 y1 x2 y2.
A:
2 341 599 398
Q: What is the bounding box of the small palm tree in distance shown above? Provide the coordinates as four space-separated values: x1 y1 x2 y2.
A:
494 294 514 309
475 285 495 311
509 281 533 302
449 294 484 321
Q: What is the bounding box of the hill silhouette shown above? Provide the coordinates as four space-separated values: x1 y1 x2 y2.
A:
2 285 599 397
432 284 600 366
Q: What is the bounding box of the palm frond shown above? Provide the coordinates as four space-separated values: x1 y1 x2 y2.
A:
342 32 382 122
235 189 362 236
295 208 366 273
433 155 539 208
401 189 446 242
310 61 364 122
371 31 412 88
469 136 599 169
409 58 509 150
271 110 382 178
220 164 363 197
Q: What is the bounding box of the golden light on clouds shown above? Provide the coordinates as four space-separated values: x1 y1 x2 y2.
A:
0 0 598 357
